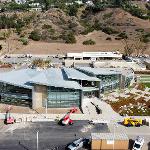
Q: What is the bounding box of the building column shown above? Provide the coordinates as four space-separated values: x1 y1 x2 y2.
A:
32 85 47 109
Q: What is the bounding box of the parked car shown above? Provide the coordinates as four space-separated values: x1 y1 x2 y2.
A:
66 138 90 150
132 136 144 150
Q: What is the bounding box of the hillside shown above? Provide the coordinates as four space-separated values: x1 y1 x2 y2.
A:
0 1 150 55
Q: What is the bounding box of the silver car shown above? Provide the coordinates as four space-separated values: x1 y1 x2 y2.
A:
67 138 88 150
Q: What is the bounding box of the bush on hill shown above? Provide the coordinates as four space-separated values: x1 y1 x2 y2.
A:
29 30 41 41
102 27 119 35
62 32 76 44
83 39 96 45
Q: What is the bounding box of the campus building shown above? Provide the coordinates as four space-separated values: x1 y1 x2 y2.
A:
0 67 134 109
66 52 122 61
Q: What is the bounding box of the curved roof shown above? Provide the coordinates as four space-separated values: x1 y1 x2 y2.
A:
63 68 100 81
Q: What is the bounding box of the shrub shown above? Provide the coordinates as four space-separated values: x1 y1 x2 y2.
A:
141 32 150 43
80 20 95 35
102 27 119 35
20 37 29 45
42 24 52 29
83 39 96 45
103 12 113 20
66 3 79 16
117 32 128 39
135 28 144 32
106 37 112 40
93 20 102 31
62 32 76 44
29 30 41 41
48 28 55 34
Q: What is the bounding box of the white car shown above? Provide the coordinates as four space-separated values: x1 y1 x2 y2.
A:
67 138 89 150
132 136 144 150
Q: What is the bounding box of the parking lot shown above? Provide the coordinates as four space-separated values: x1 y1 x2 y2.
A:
0 121 109 150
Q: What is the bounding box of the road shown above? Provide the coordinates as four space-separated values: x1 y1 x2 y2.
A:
0 121 109 150
0 120 149 150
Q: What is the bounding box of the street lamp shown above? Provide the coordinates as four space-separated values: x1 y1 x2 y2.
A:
36 130 39 150
113 122 118 150
45 99 48 118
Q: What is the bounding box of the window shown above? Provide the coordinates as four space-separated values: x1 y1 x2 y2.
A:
46 86 80 108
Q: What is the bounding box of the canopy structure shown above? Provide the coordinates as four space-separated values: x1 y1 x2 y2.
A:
0 69 38 89
77 67 122 76
63 68 100 81
29 69 82 90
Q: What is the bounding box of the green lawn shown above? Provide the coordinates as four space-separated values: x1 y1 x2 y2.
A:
143 83 150 88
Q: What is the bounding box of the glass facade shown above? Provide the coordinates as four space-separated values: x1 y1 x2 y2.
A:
97 74 120 92
46 87 81 108
125 76 133 87
0 82 32 107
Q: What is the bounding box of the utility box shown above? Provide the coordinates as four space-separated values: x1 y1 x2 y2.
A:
91 133 129 150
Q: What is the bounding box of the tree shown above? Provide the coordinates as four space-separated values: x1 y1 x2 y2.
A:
123 39 134 56
29 30 41 41
38 0 54 11
55 0 66 10
114 0 122 7
66 3 79 16
133 38 147 56
62 32 76 44
92 0 107 12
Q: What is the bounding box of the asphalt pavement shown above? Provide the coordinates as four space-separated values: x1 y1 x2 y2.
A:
0 121 109 150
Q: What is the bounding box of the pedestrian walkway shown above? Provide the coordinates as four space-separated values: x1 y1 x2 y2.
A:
82 97 122 121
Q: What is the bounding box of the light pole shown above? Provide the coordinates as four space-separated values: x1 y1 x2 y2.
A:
113 122 118 150
45 99 47 118
113 123 116 150
37 130 39 150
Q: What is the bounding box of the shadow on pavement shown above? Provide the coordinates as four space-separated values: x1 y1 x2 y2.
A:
19 141 30 150
128 139 134 150
148 142 150 150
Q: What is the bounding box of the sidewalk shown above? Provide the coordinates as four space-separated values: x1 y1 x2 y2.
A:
82 97 122 121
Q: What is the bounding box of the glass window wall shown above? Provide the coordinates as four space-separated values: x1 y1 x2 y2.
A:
46 87 81 108
0 82 32 107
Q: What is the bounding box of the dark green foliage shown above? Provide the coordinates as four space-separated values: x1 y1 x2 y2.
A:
42 24 52 29
102 27 119 35
118 32 128 39
141 33 150 43
106 37 112 41
92 1 107 12
66 3 79 16
80 20 94 35
93 20 102 31
103 12 113 20
135 28 144 32
122 2 150 20
20 37 29 45
29 30 41 41
83 39 96 45
4 2 30 11
0 14 16 29
62 32 76 43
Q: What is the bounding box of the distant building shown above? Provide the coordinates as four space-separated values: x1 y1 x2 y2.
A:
66 51 122 60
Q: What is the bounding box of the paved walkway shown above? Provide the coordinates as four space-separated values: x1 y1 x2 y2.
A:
82 97 122 121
